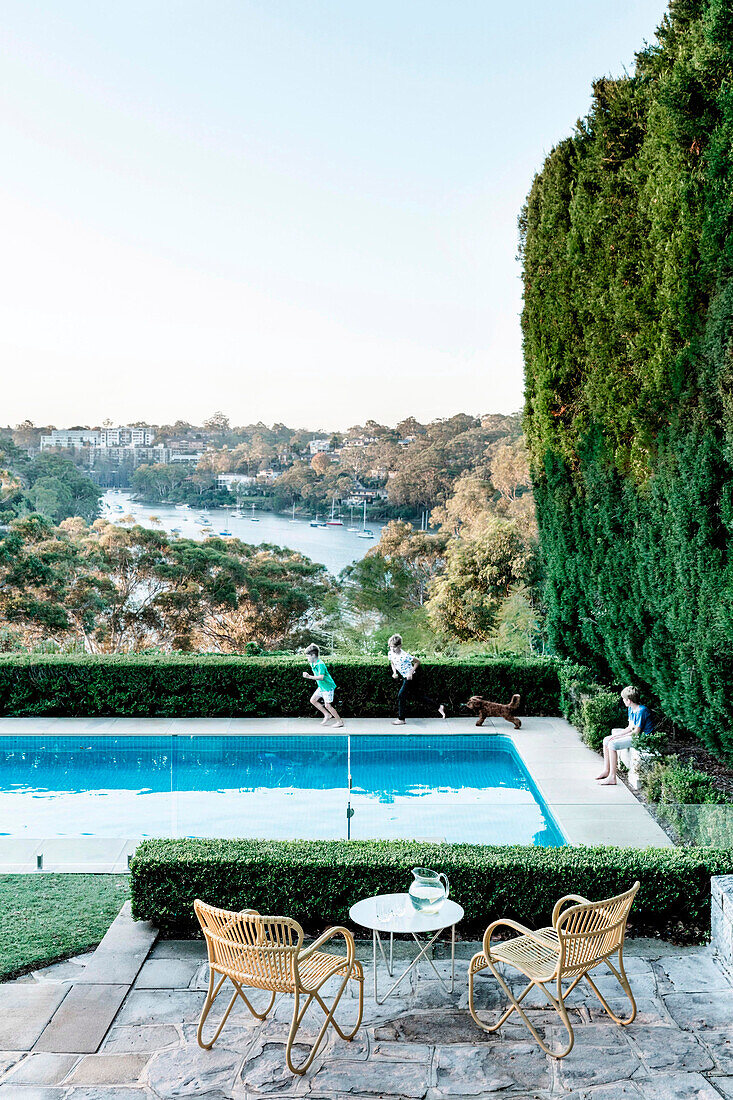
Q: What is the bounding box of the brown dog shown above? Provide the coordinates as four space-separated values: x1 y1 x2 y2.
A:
462 694 521 729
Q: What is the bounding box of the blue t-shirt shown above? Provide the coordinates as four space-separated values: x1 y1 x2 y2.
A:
628 704 653 736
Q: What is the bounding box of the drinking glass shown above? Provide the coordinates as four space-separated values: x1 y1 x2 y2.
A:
376 896 400 923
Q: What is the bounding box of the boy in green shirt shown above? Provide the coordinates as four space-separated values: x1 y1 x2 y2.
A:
303 643 344 727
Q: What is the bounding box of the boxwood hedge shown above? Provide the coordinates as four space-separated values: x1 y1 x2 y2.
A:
129 838 732 942
0 654 560 717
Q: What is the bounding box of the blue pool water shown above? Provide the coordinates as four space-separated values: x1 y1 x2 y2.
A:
0 734 565 846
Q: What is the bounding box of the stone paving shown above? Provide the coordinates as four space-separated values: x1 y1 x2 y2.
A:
1 931 732 1099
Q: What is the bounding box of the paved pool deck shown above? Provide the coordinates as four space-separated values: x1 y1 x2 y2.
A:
1 902 732 1100
0 715 671 872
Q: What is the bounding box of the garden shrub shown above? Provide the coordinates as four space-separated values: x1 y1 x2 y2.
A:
632 727 670 759
557 662 598 729
578 691 626 752
522 0 733 763
645 759 727 808
556 662 626 751
644 759 732 846
130 837 733 942
0 653 561 717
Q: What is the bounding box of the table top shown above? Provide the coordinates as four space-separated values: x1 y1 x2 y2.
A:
349 892 464 934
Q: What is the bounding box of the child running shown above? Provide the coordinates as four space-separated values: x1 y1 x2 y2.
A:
302 643 344 727
388 634 446 725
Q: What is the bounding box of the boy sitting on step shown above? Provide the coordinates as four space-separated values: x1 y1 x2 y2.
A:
596 685 653 786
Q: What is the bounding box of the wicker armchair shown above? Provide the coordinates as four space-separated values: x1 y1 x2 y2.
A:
194 900 364 1075
468 882 640 1058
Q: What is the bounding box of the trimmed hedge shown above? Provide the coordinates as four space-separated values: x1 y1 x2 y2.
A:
579 692 627 753
0 654 560 717
645 760 728 809
643 759 732 847
129 838 733 942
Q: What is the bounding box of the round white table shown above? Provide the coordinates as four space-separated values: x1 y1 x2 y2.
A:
349 892 464 1004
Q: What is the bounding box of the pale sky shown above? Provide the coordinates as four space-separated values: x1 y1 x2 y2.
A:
1 0 668 432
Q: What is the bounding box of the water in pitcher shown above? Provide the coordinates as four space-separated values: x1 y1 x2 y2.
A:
408 868 449 913
409 883 446 913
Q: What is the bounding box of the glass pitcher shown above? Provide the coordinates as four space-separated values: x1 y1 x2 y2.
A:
408 867 449 913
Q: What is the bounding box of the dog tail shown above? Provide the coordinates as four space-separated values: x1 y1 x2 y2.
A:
509 694 520 711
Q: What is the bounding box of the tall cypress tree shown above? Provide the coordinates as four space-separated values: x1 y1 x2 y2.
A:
522 0 733 760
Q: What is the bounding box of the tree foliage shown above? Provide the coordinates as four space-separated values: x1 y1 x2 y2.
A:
0 447 101 524
427 519 537 642
522 0 733 759
0 518 331 653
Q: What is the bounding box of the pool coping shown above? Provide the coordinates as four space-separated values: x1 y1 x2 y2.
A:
0 715 672 869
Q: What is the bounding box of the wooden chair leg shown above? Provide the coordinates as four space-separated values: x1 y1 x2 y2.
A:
469 967 537 1032
325 976 364 1042
197 970 275 1050
535 979 575 1058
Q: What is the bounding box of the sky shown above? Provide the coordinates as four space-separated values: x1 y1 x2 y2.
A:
0 0 669 432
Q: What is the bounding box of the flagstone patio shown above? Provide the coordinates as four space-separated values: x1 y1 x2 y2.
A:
1 903 732 1100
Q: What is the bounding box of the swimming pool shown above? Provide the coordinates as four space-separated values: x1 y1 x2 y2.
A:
0 734 565 846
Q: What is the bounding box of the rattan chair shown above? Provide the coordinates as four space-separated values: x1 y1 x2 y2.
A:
194 900 364 1075
468 881 640 1058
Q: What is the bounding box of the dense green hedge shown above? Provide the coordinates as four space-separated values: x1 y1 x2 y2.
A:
521 0 733 762
557 663 626 751
579 692 627 754
130 838 732 942
0 654 560 717
646 759 728 808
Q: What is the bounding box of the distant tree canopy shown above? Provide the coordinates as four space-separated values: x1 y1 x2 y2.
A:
427 519 537 643
521 0 733 759
0 446 101 524
128 411 527 519
0 517 331 653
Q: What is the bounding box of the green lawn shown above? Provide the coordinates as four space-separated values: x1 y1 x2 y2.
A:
0 874 130 981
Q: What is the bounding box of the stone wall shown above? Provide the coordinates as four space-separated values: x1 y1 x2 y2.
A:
711 875 733 979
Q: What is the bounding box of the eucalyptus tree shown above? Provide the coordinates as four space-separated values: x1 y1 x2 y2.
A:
0 518 331 653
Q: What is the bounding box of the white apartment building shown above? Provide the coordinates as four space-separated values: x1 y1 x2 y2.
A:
97 445 169 466
217 473 257 490
40 429 100 450
308 438 330 455
39 427 165 472
99 427 154 447
40 426 154 451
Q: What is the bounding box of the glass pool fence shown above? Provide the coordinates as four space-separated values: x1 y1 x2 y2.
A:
0 805 730 875
1 733 730 858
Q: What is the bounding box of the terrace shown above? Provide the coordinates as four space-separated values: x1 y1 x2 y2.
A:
0 662 730 1096
1 883 732 1099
